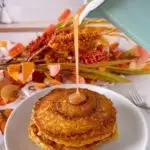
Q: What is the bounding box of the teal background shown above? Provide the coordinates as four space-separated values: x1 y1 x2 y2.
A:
87 0 150 51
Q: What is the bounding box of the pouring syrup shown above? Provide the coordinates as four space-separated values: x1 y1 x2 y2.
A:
69 6 87 105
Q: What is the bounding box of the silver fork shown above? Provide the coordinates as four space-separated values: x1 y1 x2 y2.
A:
129 86 150 110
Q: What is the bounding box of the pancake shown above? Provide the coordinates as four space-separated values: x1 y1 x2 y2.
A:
29 120 97 150
31 88 117 147
28 119 117 150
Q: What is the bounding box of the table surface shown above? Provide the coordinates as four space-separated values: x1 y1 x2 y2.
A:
108 75 150 150
0 21 52 32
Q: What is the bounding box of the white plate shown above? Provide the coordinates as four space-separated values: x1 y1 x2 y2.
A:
4 84 148 150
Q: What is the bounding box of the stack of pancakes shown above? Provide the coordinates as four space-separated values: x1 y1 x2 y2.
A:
28 88 117 150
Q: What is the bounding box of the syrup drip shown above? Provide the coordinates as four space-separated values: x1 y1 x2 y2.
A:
69 5 87 105
73 14 80 94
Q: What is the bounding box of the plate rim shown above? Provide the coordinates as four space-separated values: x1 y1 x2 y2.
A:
4 84 148 150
